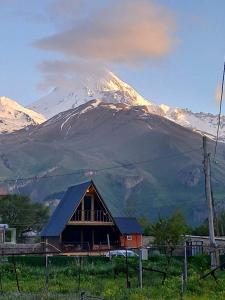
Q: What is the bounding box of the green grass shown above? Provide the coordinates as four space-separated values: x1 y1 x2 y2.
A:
0 255 225 299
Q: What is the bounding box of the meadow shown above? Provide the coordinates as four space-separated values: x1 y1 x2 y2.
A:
0 254 225 299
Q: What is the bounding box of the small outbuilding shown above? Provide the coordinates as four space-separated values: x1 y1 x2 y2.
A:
0 224 16 244
41 180 142 252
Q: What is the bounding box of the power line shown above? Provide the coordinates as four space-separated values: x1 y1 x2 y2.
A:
0 148 200 184
214 60 225 160
0 191 205 208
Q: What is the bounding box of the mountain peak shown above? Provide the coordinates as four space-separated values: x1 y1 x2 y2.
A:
28 71 225 142
29 71 151 119
0 96 46 133
0 96 23 108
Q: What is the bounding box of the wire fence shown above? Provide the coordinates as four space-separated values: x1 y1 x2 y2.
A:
1 242 225 299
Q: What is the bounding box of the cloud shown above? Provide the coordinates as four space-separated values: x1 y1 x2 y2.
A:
37 59 108 90
34 0 177 89
36 0 176 63
215 82 224 104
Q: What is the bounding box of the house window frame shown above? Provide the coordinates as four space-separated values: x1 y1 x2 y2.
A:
127 235 132 241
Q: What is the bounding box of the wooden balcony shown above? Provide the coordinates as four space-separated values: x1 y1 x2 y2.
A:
68 210 113 225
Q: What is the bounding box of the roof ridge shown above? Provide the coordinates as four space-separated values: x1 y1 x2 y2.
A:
67 179 93 190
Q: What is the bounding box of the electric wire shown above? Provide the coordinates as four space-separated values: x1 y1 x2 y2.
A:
0 147 200 184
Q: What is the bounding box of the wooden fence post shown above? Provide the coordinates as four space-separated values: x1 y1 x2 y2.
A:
12 255 20 293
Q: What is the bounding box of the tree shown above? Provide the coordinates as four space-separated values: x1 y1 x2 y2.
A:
192 209 225 237
138 216 152 236
151 211 189 255
192 221 208 236
0 194 50 239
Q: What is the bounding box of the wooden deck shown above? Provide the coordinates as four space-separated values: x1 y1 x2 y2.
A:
0 243 117 257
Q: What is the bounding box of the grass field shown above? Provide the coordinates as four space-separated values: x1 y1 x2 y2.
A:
0 254 225 299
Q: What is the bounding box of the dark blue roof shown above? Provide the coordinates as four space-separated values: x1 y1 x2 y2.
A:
114 217 143 234
41 181 92 237
41 180 143 237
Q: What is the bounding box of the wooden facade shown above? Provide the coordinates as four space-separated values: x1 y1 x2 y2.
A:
41 180 142 253
120 234 143 249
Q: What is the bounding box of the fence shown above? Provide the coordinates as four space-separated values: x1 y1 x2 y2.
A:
1 243 225 299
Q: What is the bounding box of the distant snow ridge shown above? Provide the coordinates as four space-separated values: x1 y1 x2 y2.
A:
162 107 225 141
0 96 46 133
42 99 223 142
29 71 151 119
30 70 225 142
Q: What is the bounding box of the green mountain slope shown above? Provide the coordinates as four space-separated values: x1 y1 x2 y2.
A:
0 100 224 225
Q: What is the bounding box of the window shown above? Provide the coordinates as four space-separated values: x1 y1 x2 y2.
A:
127 235 132 241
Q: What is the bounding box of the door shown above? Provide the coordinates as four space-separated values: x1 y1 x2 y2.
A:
83 227 93 250
83 196 92 221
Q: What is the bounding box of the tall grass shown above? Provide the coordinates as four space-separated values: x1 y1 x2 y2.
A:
0 255 225 299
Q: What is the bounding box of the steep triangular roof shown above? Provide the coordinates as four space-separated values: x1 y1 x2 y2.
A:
41 180 92 237
41 180 143 237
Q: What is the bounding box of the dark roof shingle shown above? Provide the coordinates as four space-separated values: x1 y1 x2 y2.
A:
114 217 143 234
41 181 92 237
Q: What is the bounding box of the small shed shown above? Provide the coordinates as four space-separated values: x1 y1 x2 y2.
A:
0 224 16 244
41 180 142 252
114 217 143 248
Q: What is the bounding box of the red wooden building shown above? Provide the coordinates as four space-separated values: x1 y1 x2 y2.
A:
41 180 142 252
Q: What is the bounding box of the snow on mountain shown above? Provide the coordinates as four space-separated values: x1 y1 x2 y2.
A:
30 71 224 141
144 104 224 141
29 71 151 119
0 96 46 133
162 107 225 141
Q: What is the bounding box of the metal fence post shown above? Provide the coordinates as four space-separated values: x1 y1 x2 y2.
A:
125 249 130 288
12 255 20 293
180 272 184 299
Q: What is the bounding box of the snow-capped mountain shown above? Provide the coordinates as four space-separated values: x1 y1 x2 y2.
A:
29 71 151 119
161 106 225 141
29 71 224 141
2 98 224 225
0 96 46 133
45 98 224 140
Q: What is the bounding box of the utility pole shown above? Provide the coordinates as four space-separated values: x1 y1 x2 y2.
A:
184 241 188 284
202 136 218 268
139 249 143 289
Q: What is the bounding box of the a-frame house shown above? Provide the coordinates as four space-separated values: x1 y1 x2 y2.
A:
41 180 142 252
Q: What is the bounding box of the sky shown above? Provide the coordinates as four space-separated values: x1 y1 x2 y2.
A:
0 0 224 114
